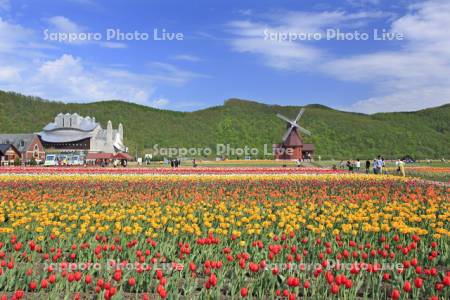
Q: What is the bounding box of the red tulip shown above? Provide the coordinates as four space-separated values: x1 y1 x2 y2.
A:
331 284 340 294
443 276 450 286
97 278 104 287
391 289 400 299
414 277 423 288
113 271 122 281
128 277 136 286
82 274 91 284
14 291 24 299
49 274 56 284
189 262 196 272
272 267 279 275
74 272 82 281
249 262 259 272
41 279 49 289
241 287 248 297
209 273 217 286
345 279 353 289
403 281 412 292
303 280 310 289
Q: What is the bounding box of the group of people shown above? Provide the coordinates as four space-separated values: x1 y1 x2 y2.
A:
338 156 406 176
371 156 385 174
338 159 363 172
169 158 181 168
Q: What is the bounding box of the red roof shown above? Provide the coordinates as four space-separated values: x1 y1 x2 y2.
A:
114 152 133 160
302 144 315 151
86 153 114 160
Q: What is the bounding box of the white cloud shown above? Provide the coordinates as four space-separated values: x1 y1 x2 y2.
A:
150 98 170 108
146 61 208 86
171 54 202 62
47 16 84 33
323 0 450 113
101 41 127 49
346 0 380 7
228 20 321 70
45 16 126 49
25 54 154 103
228 10 388 70
0 0 10 11
343 86 450 113
0 17 34 53
68 0 97 5
237 9 253 16
0 18 205 107
228 2 450 113
0 66 21 82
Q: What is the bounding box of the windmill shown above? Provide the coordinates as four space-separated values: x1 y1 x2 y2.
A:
275 108 315 160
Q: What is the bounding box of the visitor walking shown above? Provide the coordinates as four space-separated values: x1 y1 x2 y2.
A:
355 159 361 172
365 160 370 174
374 156 382 174
346 160 354 172
397 159 406 177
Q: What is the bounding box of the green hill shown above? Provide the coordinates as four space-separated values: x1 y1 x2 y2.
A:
0 91 449 159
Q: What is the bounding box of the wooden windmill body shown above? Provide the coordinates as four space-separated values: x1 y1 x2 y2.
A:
274 108 315 160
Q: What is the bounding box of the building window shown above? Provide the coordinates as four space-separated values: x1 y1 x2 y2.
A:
20 140 25 148
34 144 39 158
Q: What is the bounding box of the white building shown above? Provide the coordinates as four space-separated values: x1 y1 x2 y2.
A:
38 113 126 153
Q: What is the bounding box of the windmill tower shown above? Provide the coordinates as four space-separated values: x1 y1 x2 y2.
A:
274 108 314 160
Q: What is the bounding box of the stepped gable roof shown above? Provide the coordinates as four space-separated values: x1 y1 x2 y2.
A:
43 113 99 132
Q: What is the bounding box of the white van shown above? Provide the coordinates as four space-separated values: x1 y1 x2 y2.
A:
44 154 58 166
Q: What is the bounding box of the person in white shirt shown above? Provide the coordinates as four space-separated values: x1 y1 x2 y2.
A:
355 159 361 172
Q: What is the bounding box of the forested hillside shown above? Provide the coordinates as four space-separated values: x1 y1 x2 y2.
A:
1 91 449 159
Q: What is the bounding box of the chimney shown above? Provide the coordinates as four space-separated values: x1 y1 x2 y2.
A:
107 120 113 144
118 123 123 140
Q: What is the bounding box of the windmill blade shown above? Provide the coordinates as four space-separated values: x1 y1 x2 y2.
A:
294 108 305 123
276 113 294 124
298 126 311 136
282 126 294 142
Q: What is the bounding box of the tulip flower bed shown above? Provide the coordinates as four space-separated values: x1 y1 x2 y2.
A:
0 174 449 300
0 166 345 175
405 167 450 183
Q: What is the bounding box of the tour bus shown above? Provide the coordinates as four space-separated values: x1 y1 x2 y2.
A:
43 154 58 166
68 155 84 166
44 153 85 166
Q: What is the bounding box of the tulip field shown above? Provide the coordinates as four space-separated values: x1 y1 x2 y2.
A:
0 171 449 299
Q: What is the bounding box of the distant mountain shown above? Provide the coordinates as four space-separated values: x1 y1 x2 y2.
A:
0 91 449 159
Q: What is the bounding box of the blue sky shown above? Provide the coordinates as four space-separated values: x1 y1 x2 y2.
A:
0 0 449 113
